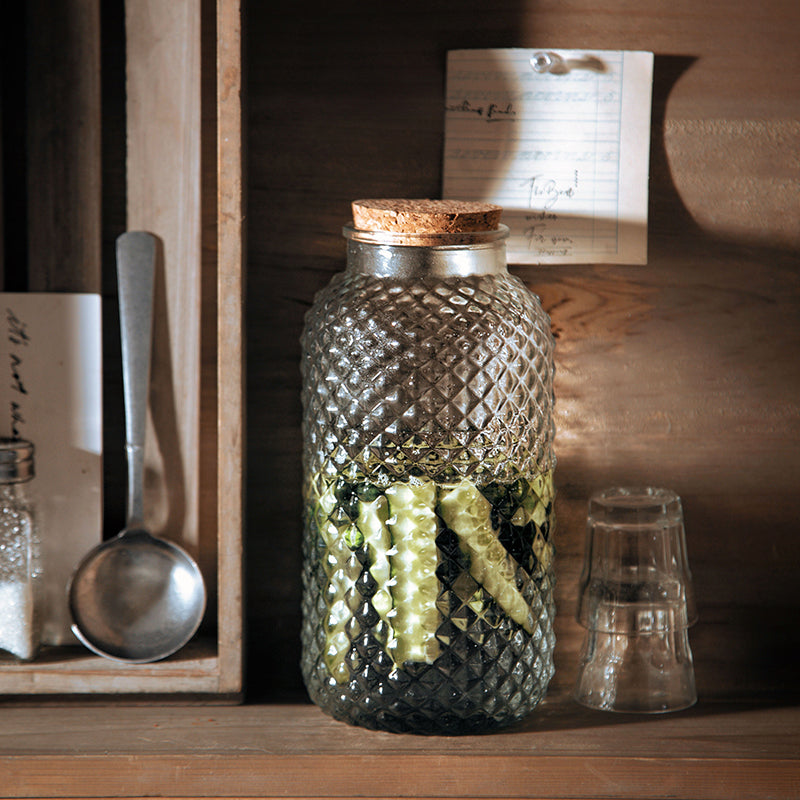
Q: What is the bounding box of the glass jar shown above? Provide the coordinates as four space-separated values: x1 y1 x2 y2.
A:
300 200 556 734
0 438 40 661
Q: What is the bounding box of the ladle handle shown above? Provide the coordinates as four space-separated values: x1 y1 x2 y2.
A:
116 231 156 529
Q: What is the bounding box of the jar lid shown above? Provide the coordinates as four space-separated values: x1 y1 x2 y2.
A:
0 438 35 483
352 199 503 235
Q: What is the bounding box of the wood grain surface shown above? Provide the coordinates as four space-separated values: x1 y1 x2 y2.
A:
215 0 245 696
125 0 205 561
0 693 798 798
25 0 102 293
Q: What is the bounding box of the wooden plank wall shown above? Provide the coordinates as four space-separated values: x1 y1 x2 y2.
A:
123 0 227 656
125 0 207 572
25 0 102 294
216 0 245 694
245 0 800 701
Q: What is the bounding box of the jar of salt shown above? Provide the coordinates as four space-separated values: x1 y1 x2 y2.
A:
0 438 40 660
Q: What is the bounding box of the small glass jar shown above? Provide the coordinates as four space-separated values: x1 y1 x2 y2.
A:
0 438 40 661
300 200 557 734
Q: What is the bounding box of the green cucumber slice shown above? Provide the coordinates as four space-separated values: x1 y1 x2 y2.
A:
315 480 361 683
438 479 534 634
385 479 441 666
356 493 393 623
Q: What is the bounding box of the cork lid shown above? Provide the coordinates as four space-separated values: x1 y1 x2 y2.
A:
352 199 503 235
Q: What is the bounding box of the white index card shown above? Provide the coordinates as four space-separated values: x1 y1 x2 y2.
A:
443 49 654 265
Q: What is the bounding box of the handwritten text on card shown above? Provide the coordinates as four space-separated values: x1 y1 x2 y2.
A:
443 49 654 265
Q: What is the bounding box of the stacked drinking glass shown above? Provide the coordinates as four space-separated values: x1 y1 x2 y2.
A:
574 487 698 713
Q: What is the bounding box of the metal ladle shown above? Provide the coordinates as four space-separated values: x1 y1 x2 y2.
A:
68 231 206 663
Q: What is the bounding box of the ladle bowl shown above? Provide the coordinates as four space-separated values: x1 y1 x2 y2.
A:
69 528 206 662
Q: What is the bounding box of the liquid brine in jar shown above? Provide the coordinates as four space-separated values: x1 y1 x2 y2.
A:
300 200 556 734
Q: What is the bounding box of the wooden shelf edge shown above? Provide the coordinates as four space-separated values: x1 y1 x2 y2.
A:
0 639 234 697
2 748 798 799
0 698 798 798
215 0 245 701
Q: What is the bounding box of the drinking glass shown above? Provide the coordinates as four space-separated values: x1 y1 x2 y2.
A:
574 487 697 713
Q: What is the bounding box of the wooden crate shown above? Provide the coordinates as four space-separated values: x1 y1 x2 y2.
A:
0 0 243 698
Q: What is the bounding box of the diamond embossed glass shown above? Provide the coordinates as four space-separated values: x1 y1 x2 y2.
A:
300 201 556 734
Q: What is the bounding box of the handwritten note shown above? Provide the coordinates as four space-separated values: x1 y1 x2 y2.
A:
443 49 654 264
0 294 102 645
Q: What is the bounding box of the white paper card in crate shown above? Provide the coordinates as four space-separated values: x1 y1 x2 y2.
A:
443 48 654 264
0 294 102 645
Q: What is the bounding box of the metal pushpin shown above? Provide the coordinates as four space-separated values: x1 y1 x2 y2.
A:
530 51 606 75
531 51 560 73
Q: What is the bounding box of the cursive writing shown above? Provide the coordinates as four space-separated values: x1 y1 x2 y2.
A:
486 102 516 121
445 99 485 116
524 223 574 250
446 99 518 122
7 308 29 438
521 173 578 209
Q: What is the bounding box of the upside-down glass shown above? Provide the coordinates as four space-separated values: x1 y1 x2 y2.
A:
574 487 697 713
300 218 557 734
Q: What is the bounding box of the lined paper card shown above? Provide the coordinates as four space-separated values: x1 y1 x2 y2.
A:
443 49 654 264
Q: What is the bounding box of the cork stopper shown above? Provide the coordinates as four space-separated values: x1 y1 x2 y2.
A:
352 199 503 235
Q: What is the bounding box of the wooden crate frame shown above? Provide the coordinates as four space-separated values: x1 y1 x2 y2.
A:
0 0 243 699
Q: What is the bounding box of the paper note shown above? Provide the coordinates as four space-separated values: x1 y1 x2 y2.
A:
443 48 654 264
0 294 102 645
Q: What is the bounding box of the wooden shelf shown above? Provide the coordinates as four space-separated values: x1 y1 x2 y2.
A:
1 690 798 798
0 640 240 698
